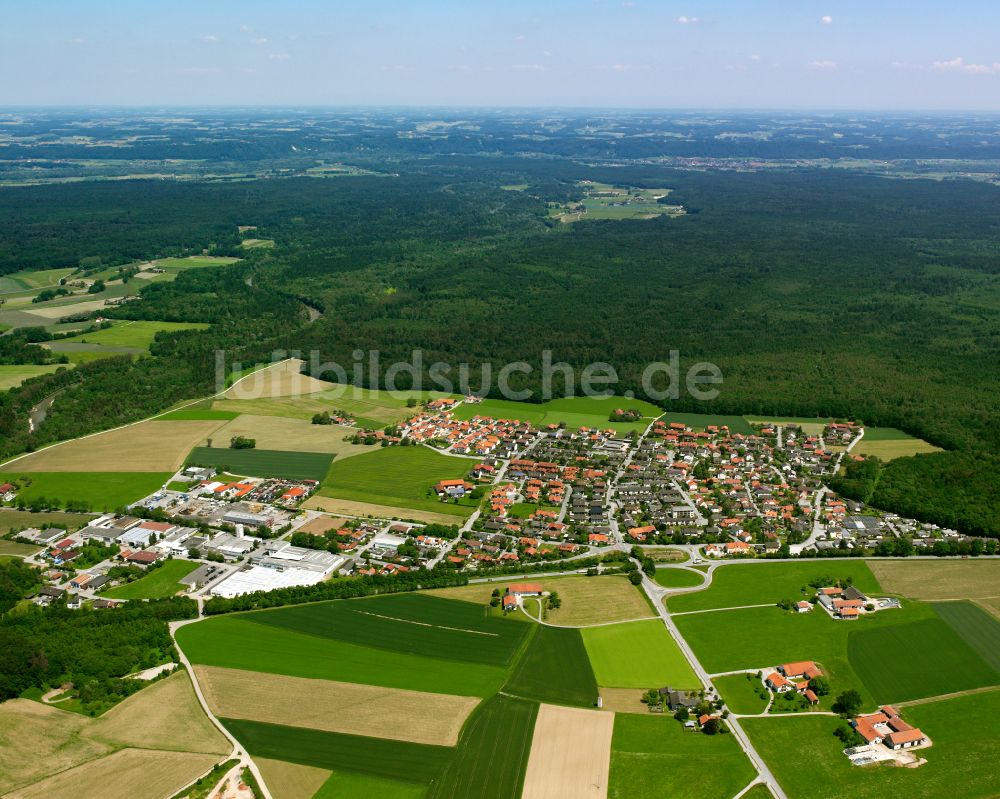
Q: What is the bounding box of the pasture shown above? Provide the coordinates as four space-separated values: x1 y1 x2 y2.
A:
932 601 1000 673
504 625 599 707
153 255 241 269
0 364 64 391
427 574 655 626
608 714 756 799
868 559 1000 601
667 561 882 613
0 267 77 293
714 673 769 715
317 445 475 517
0 541 39 558
451 394 661 433
176 614 507 697
244 593 529 667
1 419 225 472
209 414 372 458
582 619 700 689
314 771 424 799
742 690 1000 799
521 704 613 799
0 472 170 510
854 426 941 459
186 447 334 482
102 559 199 599
57 320 209 350
157 408 240 421
653 567 706 589
221 718 451 785
195 665 478 746
427 695 538 799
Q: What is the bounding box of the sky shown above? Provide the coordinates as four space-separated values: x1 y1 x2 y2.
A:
2 0 999 110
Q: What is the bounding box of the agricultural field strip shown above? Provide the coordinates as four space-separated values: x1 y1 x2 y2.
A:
352 608 500 637
521 704 614 799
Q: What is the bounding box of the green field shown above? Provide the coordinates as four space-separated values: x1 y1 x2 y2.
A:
0 364 65 391
102 559 200 599
847 616 999 703
186 447 333 482
932 601 1000 672
158 409 241 421
154 255 241 269
714 673 770 715
313 772 424 799
609 714 756 799
450 395 661 434
657 412 756 435
653 568 705 589
427 695 537 799
223 718 451 785
58 320 209 350
176 614 506 697
0 509 95 534
582 619 699 689
743 690 1000 799
503 624 598 707
244 594 530 667
0 472 169 511
0 540 41 557
317 446 475 517
667 561 882 613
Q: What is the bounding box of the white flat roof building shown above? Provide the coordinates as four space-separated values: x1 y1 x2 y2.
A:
209 565 329 598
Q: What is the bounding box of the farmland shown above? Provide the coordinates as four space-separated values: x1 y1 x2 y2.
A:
503 624 598 707
867 559 1000 601
223 359 332 400
743 690 1000 799
208 414 372 458
427 695 537 799
243 594 529 667
195 665 478 746
255 758 331 799
667 561 882 613
521 704 613 799
932 601 1000 672
51 320 209 351
0 419 225 473
450 394 662 434
0 509 96 534
428 574 655 626
313 771 424 799
854 426 942 459
714 673 770 715
0 472 170 510
583 619 700 689
176 612 508 697
185 447 334 482
608 714 757 799
0 364 64 391
102 560 200 599
316 446 475 517
301 495 467 525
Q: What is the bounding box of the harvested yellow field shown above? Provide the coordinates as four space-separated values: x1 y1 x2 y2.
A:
24 299 111 319
1 419 224 472
255 758 331 799
225 359 331 400
90 671 229 756
978 597 1000 621
209 415 370 458
4 748 220 799
869 560 1000 601
427 575 655 627
854 439 941 459
596 688 646 715
301 494 466 525
0 700 111 794
521 704 614 799
195 665 478 746
297 514 349 534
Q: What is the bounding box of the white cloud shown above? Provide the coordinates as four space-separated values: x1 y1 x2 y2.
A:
239 25 250 33
750 54 761 61
820 15 833 25
252 37 267 45
676 15 699 24
201 35 219 44
808 60 838 70
514 34 526 41
511 63 546 72
543 50 552 57
448 64 473 72
69 36 85 45
179 66 221 75
933 56 1000 74
608 63 651 72
268 52 291 61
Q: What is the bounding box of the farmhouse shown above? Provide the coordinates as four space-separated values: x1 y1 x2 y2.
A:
765 672 793 693
434 479 474 498
852 706 930 751
779 661 823 680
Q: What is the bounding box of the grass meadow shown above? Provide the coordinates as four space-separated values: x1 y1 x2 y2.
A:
608 714 756 799
0 364 65 391
653 568 706 589
0 472 169 511
317 446 475 517
657 411 756 435
667 561 882 613
743 689 1000 799
582 619 700 689
312 771 424 799
186 447 334 482
102 560 199 600
451 394 661 433
0 509 95 534
503 625 598 707
931 601 1000 672
714 672 769 715
176 613 507 697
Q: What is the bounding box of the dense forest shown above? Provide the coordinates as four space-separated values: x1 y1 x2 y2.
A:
0 155 998 535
